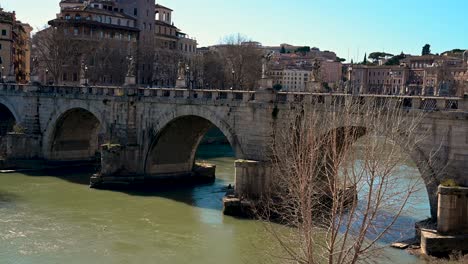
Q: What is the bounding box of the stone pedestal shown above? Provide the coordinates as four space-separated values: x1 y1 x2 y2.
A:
234 160 271 199
306 81 322 92
437 185 468 234
80 78 88 86
124 76 136 86
175 78 186 88
254 89 275 103
30 75 40 83
258 78 273 90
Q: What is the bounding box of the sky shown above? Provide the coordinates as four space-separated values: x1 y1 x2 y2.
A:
1 0 467 62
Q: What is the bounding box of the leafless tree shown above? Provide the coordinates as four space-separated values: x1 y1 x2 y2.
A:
217 34 263 90
202 50 226 89
32 26 85 85
257 98 437 264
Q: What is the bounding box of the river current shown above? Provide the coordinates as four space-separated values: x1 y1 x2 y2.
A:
0 144 429 264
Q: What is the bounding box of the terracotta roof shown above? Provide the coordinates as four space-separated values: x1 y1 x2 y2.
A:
155 4 173 11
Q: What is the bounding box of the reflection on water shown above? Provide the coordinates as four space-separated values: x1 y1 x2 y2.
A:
0 144 427 263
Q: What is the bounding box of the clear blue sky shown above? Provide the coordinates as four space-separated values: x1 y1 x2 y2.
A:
2 0 467 62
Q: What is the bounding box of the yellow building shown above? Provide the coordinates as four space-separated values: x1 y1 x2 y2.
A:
0 8 14 82
0 8 32 83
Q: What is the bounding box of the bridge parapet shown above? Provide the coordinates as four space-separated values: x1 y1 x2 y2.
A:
0 84 466 112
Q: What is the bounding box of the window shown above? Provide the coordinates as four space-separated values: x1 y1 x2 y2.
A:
0 56 2 64
108 17 112 24
62 73 68 81
118 19 121 25
65 14 71 20
134 8 137 16
74 28 79 35
73 73 78 82
75 14 81 20
0 44 2 50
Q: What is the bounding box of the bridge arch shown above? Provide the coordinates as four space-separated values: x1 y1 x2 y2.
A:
0 98 21 136
323 124 439 219
144 106 244 176
0 103 18 137
44 106 106 161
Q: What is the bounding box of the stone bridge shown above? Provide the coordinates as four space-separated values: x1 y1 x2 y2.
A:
0 84 467 218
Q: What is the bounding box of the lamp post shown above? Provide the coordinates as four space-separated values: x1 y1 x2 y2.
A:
45 68 49 84
84 65 88 85
185 65 190 89
231 69 235 90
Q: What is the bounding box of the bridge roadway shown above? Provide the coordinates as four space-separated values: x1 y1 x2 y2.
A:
0 83 467 218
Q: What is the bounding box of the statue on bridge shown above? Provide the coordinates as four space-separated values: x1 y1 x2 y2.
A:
311 59 322 82
175 61 187 88
126 55 136 77
177 61 186 80
261 51 273 79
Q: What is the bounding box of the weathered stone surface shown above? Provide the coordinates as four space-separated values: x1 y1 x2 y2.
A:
421 229 468 255
437 185 468 234
0 84 467 219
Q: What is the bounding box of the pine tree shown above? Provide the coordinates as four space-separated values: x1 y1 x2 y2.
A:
363 53 368 65
422 44 431 56
280 46 286 54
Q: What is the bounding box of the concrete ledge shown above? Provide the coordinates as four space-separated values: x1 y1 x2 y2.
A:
91 163 217 189
421 229 468 256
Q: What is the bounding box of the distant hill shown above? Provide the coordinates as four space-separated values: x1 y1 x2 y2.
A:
441 49 466 58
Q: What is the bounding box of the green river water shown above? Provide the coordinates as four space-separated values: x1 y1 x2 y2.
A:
0 144 430 264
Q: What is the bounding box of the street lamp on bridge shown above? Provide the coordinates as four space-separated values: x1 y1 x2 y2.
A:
231 69 235 90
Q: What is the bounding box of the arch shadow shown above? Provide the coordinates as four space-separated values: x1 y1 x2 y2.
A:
143 106 244 177
324 125 438 219
44 107 103 162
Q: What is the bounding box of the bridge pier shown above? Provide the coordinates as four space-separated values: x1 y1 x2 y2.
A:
91 143 216 188
234 160 272 199
0 132 42 169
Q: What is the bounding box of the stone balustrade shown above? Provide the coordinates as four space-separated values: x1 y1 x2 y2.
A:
0 84 465 112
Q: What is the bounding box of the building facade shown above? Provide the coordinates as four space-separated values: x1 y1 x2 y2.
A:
0 8 32 83
41 0 139 86
153 4 198 87
348 54 468 96
34 0 198 87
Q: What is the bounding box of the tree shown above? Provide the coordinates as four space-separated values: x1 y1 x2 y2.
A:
257 99 437 264
217 34 263 90
335 57 346 63
280 46 287 54
296 46 311 54
202 50 226 89
363 53 368 65
368 52 394 63
422 44 431 56
33 27 87 85
385 52 406 66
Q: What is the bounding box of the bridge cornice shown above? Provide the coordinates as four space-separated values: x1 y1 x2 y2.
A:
1 84 466 114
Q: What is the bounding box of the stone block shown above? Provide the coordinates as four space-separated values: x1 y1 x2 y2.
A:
5 133 41 159
421 229 468 255
235 160 271 198
437 185 468 234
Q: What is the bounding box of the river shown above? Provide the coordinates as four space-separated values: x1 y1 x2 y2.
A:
0 144 429 264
